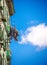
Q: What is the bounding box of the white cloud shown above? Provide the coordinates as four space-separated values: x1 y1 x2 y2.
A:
19 23 47 47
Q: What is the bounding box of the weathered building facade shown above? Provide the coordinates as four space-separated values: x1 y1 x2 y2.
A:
0 0 18 65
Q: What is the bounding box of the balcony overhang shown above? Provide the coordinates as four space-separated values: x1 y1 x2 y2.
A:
5 0 14 16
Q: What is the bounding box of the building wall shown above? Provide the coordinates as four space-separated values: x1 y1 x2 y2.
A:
0 0 11 65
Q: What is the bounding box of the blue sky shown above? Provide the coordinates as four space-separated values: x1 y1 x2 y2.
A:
10 0 47 65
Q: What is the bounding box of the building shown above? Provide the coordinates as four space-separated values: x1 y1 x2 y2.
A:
0 0 18 65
